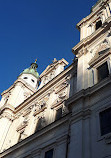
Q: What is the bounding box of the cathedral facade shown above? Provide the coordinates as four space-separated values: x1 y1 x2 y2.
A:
0 0 111 157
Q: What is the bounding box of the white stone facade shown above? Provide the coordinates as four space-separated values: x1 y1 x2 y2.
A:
0 0 111 158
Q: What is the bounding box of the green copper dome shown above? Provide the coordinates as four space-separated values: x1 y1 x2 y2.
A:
20 59 39 79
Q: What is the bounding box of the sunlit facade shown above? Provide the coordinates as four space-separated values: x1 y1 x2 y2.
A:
0 0 111 157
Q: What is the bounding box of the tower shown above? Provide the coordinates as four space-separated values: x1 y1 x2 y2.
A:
72 0 111 91
0 60 40 151
0 60 40 109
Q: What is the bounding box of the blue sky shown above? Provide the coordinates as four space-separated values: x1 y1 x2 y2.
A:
0 0 98 97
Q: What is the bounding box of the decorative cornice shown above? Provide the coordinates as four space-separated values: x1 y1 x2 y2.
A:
71 109 91 123
16 119 28 133
77 0 110 30
66 75 111 108
89 50 111 67
33 106 47 116
1 78 36 97
51 100 63 109
0 112 14 121
0 114 71 157
40 58 69 78
14 63 76 114
72 17 111 55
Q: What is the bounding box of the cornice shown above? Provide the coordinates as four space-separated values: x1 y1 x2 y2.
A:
1 78 36 97
77 0 110 30
14 63 76 113
33 106 47 116
40 58 69 78
0 113 71 157
72 17 111 55
66 75 111 107
0 111 14 121
71 108 91 123
89 50 111 67
15 78 36 93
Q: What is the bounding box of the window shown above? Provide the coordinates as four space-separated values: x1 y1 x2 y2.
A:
97 62 109 82
45 149 53 158
99 107 111 136
55 108 62 120
24 77 28 79
96 20 102 30
31 79 35 83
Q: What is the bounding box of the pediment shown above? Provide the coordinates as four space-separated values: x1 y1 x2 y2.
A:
89 39 111 66
40 59 58 77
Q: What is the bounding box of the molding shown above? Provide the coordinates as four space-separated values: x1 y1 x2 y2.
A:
89 50 111 67
72 17 111 55
71 108 91 123
14 63 76 114
0 112 13 121
16 119 28 133
1 78 36 97
0 113 71 157
77 0 110 29
51 100 64 109
33 106 47 116
66 75 111 107
40 58 69 78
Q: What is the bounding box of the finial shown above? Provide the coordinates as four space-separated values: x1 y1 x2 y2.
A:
34 59 37 63
52 58 57 63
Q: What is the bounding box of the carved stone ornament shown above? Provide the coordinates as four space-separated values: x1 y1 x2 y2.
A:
76 48 88 57
16 118 28 133
65 74 72 81
107 27 111 36
91 39 110 58
33 101 47 116
62 104 69 116
24 92 31 100
59 91 67 100
1 112 13 121
22 107 32 117
55 82 68 94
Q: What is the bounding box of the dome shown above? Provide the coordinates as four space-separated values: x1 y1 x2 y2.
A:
22 68 39 78
19 60 39 79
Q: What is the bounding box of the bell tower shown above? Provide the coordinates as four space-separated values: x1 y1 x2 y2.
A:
72 0 111 91
0 60 40 108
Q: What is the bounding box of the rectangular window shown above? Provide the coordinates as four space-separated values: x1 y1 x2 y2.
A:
55 108 62 120
97 62 109 82
99 107 111 136
45 149 53 158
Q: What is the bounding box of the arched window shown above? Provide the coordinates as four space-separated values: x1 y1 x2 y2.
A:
96 20 102 30
24 77 28 79
31 79 35 83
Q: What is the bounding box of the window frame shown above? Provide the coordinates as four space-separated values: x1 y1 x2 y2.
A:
96 103 111 141
92 56 110 84
97 61 109 82
99 107 111 136
41 144 56 158
95 20 102 30
44 148 54 158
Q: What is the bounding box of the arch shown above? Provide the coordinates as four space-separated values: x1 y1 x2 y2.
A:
96 20 102 30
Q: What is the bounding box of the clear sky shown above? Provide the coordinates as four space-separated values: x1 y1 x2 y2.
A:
0 0 98 98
